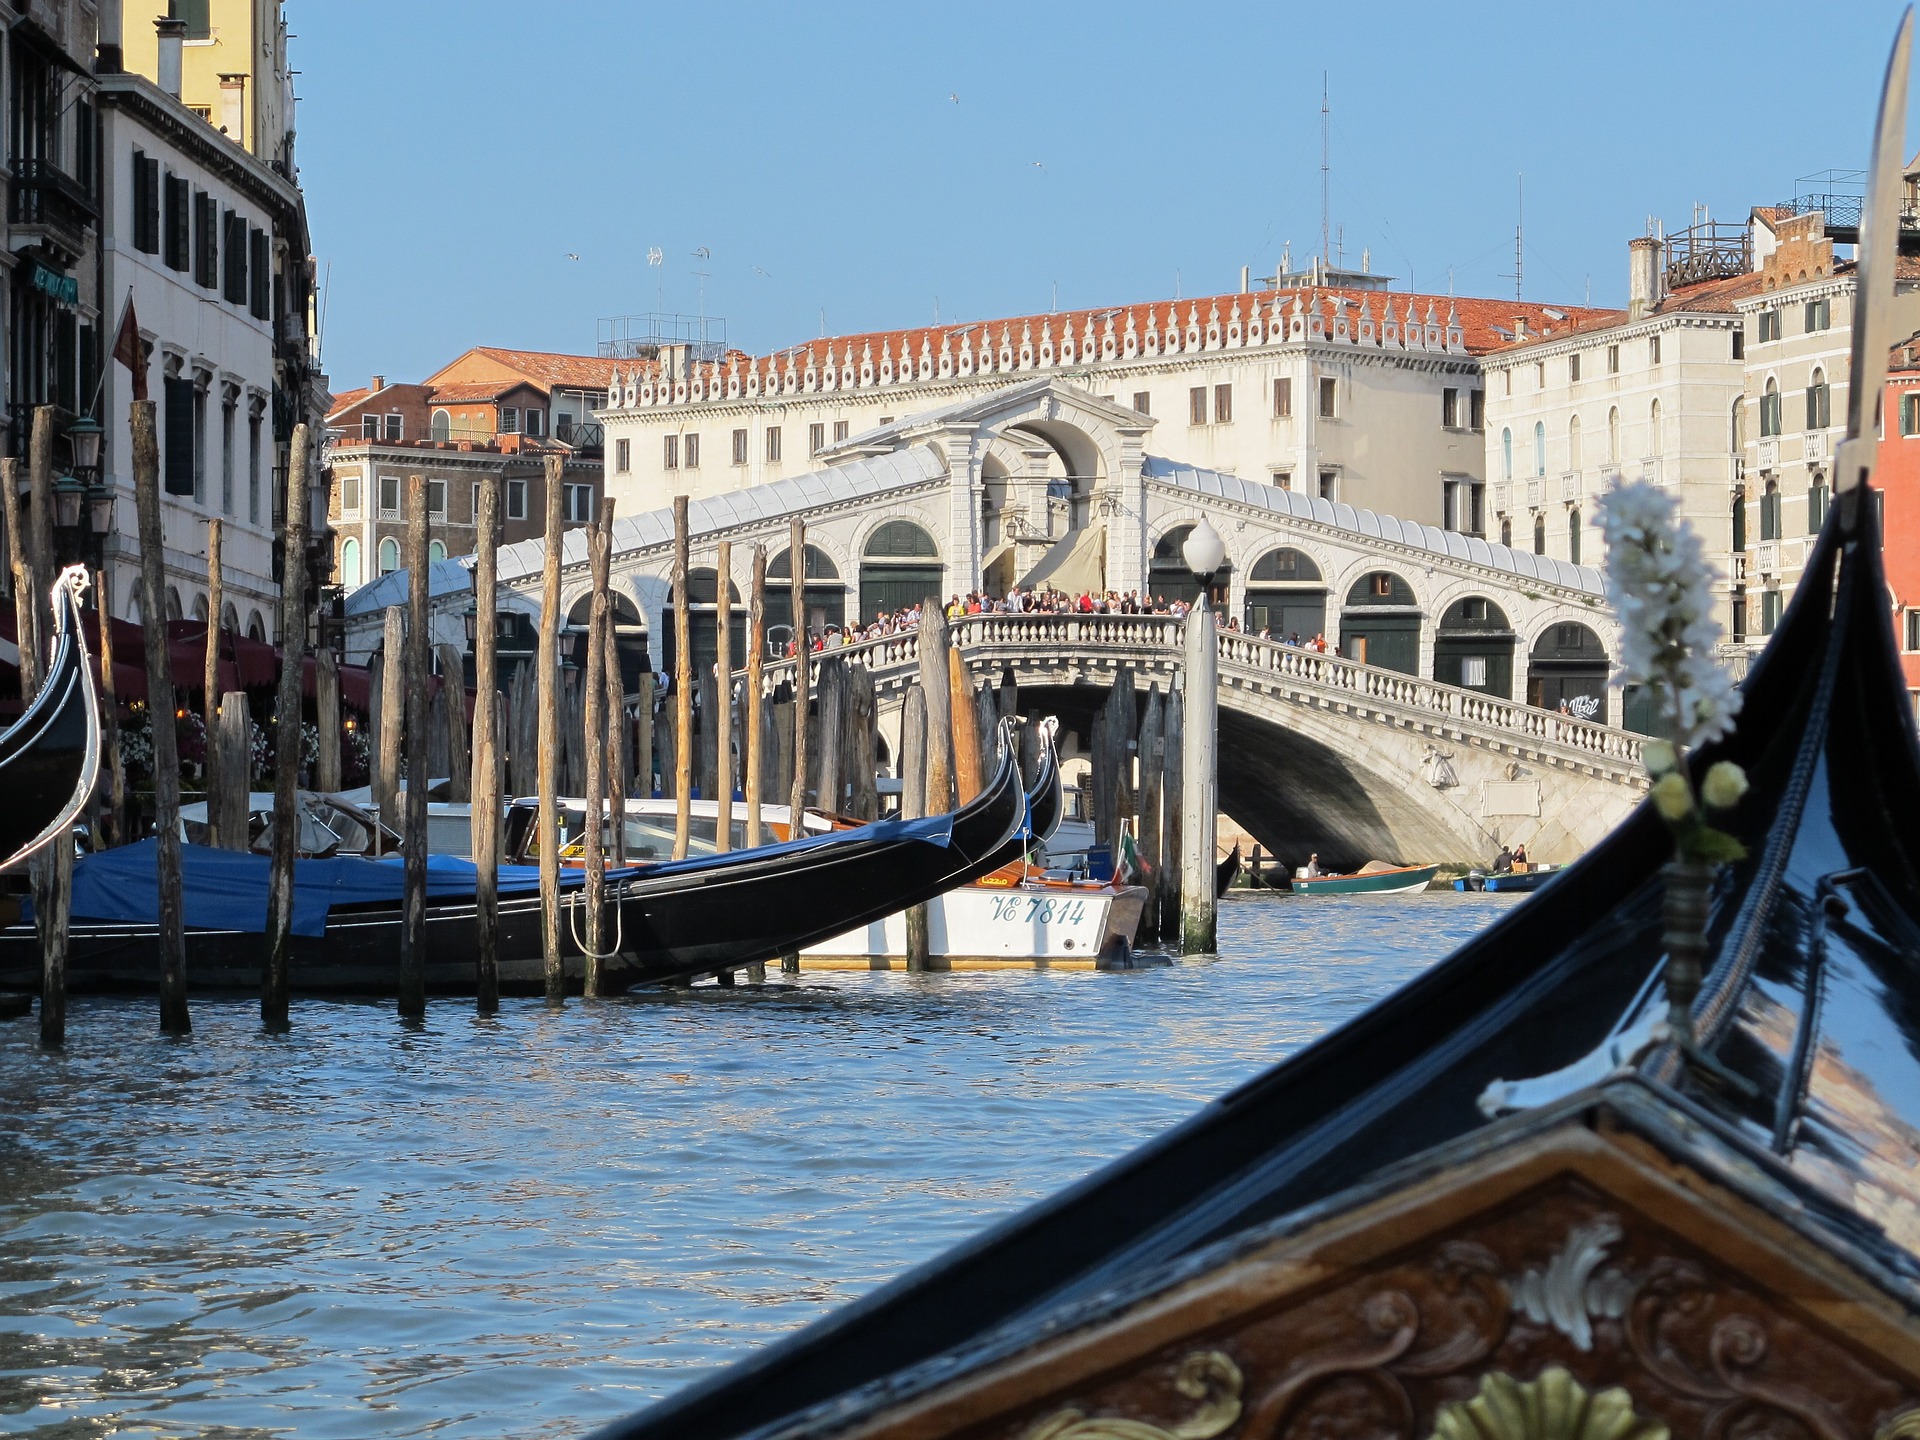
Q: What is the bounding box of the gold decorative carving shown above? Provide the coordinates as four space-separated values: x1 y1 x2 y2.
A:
1024 1350 1242 1440
1428 1368 1668 1440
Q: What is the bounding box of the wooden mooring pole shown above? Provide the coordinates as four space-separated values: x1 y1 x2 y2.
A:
214 693 248 851
262 425 310 1031
202 517 223 834
472 472 502 1013
1160 682 1184 947
919 599 953 816
671 495 692 860
24 411 72 1044
538 454 565 1003
132 401 188 1035
601 584 626 868
315 647 341 793
399 474 431 1019
377 608 404 852
786 518 808 819
1137 684 1164 937
582 501 612 995
902 681 930 971
714 538 733 853
96 567 124 849
745 544 766 848
1179 603 1218 954
947 646 978 804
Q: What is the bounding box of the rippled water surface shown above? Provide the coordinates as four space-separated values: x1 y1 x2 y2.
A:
0 893 1517 1438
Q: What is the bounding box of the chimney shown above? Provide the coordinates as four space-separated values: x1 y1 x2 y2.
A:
218 73 247 144
1513 316 1529 341
1240 265 1250 295
371 375 385 392
1628 236 1665 320
96 0 124 72
155 14 186 98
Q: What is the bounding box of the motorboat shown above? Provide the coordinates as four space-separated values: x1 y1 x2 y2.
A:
1289 861 1440 895
0 722 1029 995
0 566 100 870
1454 865 1560 893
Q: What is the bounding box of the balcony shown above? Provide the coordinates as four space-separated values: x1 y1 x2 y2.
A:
9 159 97 257
1804 429 1828 465
1757 438 1780 471
1638 457 1662 485
1559 470 1580 502
1526 478 1544 507
1492 483 1510 514
1756 541 1779 575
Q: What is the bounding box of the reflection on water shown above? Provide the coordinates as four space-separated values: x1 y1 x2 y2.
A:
0 893 1514 1438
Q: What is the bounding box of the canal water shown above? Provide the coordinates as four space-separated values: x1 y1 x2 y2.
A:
0 892 1518 1439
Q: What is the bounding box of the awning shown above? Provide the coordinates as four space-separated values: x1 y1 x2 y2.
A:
1017 524 1106 594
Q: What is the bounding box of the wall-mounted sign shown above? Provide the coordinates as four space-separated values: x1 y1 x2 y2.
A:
27 261 78 307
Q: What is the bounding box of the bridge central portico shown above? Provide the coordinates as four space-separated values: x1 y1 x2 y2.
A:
762 614 1648 867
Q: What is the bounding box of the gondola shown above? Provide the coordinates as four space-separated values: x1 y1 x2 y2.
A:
0 720 1028 996
0 566 100 870
587 37 1920 1438
1213 843 1241 896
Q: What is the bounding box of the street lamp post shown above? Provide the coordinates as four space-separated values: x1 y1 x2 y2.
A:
1178 519 1224 954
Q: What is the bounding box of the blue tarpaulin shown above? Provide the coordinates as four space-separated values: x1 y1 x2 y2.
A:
60 841 591 938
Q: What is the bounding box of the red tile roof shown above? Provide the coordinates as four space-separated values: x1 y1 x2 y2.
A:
425 347 619 392
1484 269 1771 354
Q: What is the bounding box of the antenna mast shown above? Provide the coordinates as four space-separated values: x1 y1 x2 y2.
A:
1320 74 1331 269
1500 174 1524 301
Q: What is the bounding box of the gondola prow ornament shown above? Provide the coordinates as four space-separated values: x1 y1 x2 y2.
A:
0 566 103 870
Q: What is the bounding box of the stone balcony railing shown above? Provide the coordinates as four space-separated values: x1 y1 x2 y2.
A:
753 613 1646 781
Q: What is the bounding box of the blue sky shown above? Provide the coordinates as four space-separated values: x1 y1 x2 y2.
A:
293 0 1919 391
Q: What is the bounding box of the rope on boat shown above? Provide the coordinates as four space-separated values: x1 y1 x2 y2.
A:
565 879 627 960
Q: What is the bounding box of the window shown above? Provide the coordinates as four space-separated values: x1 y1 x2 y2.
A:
1442 387 1459 427
1271 470 1291 490
1649 335 1661 365
525 409 545 437
163 172 189 271
1758 309 1781 343
131 150 160 253
564 483 594 523
1533 421 1546 477
1134 391 1151 415
1731 593 1747 643
193 191 218 289
1760 378 1782 438
1535 361 1546 387
163 376 194 495
249 228 270 320
615 438 630 472
1808 479 1829 531
1732 327 1745 359
507 479 528 520
1504 368 1513 396
1501 427 1513 481
499 407 520 434
1317 469 1337 501
1904 393 1920 436
1318 376 1337 417
1568 508 1581 565
1648 398 1663 456
427 479 446 515
1569 352 1582 383
429 541 447 563
1805 297 1832 333
1534 513 1546 554
1732 488 1746 551
1908 610 1920 651
341 474 362 515
383 414 403 441
1189 387 1208 424
377 537 400 575
1443 476 1484 535
222 210 248 305
471 482 481 520
181 0 211 39
809 422 825 455
220 399 234 514
361 415 380 440
834 420 850 443
1369 573 1393 597
1761 480 1781 541
1213 384 1233 423
1462 656 1489 687
1806 368 1831 430
766 426 782 462
340 538 362 589
662 434 678 469
1470 390 1484 430
1607 344 1620 374
1500 518 1512 547
1273 378 1291 418
1608 406 1621 462
683 432 699 469
731 428 748 465
1761 589 1782 634
379 474 400 517
1568 414 1582 470
248 411 261 524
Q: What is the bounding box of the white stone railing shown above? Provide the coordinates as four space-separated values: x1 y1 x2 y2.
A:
753 613 1644 776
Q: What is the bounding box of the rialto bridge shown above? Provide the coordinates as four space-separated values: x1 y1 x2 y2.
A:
344 376 1652 862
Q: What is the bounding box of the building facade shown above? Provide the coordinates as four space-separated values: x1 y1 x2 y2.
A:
118 0 296 174
1880 335 1920 709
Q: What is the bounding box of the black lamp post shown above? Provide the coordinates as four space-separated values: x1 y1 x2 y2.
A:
58 416 109 573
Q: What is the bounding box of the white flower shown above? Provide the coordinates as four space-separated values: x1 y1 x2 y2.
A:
1651 772 1694 822
1701 760 1749 810
1641 739 1677 775
1598 478 1743 751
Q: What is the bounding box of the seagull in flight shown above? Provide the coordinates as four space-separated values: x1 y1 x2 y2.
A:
692 246 712 260
753 265 774 280
565 252 580 261
948 91 960 104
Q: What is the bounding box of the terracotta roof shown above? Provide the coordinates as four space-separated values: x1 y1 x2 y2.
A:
597 286 1613 395
424 379 535 404
425 347 619 392
1484 269 1771 354
329 386 371 416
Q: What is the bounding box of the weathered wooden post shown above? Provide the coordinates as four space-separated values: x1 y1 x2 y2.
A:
471 472 501 1014
366 648 384 796
920 600 953 815
132 400 188 1035
26 410 71 1043
1137 684 1165 936
262 425 311 1031
202 517 223 829
2 460 37 690
786 518 809 819
26 410 55 654
1161 683 1184 947
376 607 404 847
435 642 469 804
974 681 999 786
315 646 341 793
1179 604 1218 954
538 453 565 1003
635 672 654 798
581 508 611 993
8 447 52 1038
214 693 249 852
398 474 431 1019
714 538 733 851
1107 665 1137 851
671 495 692 860
901 682 930 971
745 544 766 847
948 647 980 803
601 591 626 867
847 663 878 821
96 569 124 848
814 658 844 816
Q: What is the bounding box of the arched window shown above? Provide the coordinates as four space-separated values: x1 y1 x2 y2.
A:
428 540 446 563
1648 399 1662 457
768 543 847 644
1434 596 1514 695
1761 479 1782 541
859 521 942 623
220 602 238 635
166 586 183 621
431 409 451 442
1500 517 1512 547
1534 513 1547 555
1807 477 1830 531
1533 420 1546 477
1339 571 1420 675
1527 621 1609 714
1607 406 1620 462
340 537 362 588
1568 414 1582 471
1731 488 1746 552
1501 427 1513 481
1760 377 1782 437
1806 367 1831 430
1244 548 1326 640
1730 397 1745 455
378 537 400 574
247 610 266 641
190 593 209 622
1149 525 1233 607
1568 508 1582 566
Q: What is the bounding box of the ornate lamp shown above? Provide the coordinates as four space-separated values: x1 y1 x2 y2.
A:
1181 518 1226 602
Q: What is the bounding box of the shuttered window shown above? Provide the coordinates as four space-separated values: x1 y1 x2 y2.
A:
163 377 195 495
163 173 189 271
132 150 160 254
223 211 248 304
193 192 219 288
248 229 270 319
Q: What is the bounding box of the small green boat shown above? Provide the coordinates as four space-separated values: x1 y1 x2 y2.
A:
1290 862 1439 896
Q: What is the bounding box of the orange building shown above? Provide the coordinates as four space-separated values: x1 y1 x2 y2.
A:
1880 333 1920 707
